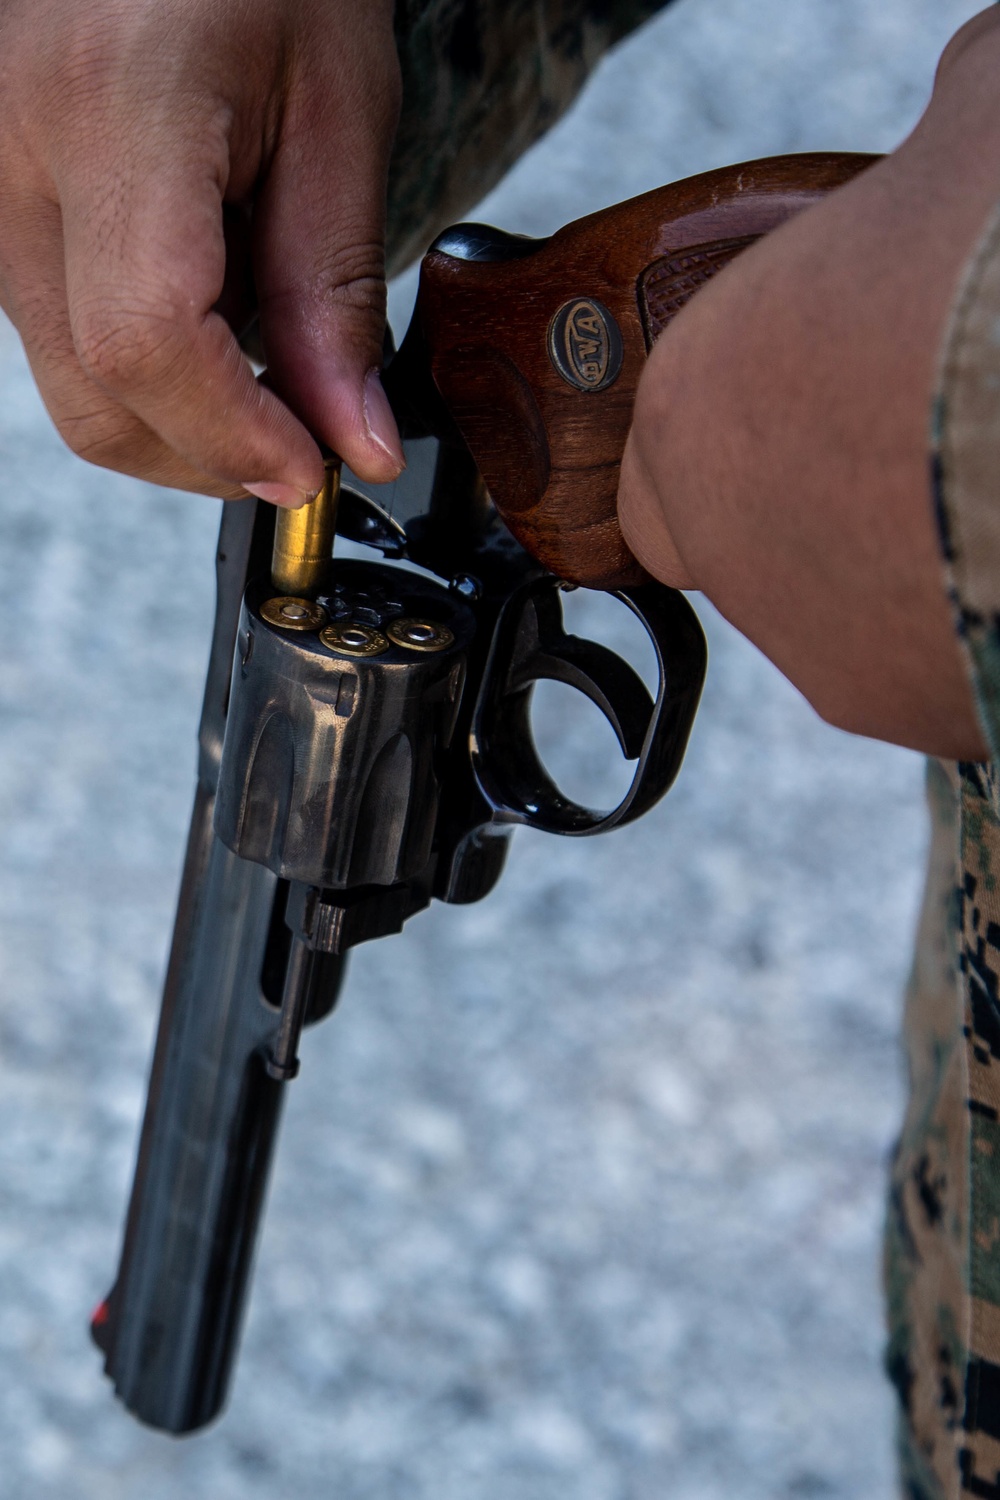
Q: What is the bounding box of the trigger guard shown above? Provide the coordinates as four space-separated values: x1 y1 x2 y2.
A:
471 576 707 836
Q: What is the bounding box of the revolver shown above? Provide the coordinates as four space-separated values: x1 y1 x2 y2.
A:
91 151 873 1432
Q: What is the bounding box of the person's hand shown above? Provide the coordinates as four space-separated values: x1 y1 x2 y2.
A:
618 7 1000 760
0 0 404 506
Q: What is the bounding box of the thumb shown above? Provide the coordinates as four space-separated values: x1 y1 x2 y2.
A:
253 30 404 483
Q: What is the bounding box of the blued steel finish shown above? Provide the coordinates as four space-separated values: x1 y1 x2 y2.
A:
96 814 282 1431
215 561 475 890
472 576 707 834
93 498 348 1432
336 485 408 556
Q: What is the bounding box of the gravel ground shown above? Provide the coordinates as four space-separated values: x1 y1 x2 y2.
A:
0 2 985 1496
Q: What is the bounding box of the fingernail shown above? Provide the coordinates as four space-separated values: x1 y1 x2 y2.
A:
363 369 406 472
241 481 311 508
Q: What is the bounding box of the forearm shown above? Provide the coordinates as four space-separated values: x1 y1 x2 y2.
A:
618 8 1000 759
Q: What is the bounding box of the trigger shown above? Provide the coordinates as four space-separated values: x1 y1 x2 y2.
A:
511 636 653 760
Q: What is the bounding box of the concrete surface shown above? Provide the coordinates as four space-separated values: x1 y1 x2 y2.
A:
0 1 985 1495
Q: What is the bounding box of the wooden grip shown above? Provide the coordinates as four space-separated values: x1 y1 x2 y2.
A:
417 152 877 588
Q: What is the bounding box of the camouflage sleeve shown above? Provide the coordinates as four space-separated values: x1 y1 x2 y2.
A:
386 0 672 275
896 195 1000 1500
933 200 1000 760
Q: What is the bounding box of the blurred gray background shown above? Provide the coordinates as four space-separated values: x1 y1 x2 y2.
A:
0 1 984 1496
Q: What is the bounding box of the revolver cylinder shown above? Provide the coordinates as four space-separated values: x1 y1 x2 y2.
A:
214 560 475 892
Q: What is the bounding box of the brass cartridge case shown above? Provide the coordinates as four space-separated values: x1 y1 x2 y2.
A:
271 458 340 597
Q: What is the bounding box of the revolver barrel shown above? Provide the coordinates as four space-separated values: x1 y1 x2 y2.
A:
93 499 348 1431
93 794 313 1431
